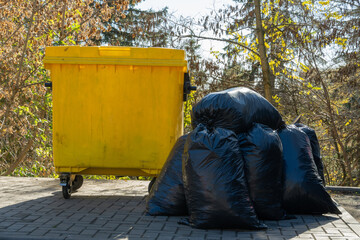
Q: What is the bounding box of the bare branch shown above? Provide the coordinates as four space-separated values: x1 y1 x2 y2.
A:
180 34 260 57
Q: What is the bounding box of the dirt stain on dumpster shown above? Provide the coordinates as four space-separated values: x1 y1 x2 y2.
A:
55 132 64 145
103 145 107 155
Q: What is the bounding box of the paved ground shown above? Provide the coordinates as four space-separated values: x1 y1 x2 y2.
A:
332 193 360 223
0 177 359 240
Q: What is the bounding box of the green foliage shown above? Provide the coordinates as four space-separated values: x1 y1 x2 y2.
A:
12 161 56 178
82 175 153 180
93 4 169 47
184 77 196 133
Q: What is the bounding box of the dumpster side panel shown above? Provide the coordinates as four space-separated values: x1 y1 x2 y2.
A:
52 63 184 175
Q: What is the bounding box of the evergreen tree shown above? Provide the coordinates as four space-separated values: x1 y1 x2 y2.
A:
93 4 169 47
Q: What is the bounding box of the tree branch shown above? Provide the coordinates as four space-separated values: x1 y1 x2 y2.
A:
179 34 260 57
2 139 34 176
0 1 38 135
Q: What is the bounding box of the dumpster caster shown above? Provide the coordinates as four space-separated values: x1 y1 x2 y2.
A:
72 175 83 191
60 174 75 199
148 177 157 193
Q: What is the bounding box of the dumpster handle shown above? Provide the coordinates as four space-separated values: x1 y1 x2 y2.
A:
45 82 52 90
183 72 196 101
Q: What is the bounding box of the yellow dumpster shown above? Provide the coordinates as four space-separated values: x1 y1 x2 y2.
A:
44 46 195 198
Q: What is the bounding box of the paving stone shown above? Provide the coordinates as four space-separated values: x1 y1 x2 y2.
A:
128 228 145 236
65 234 94 239
80 229 98 236
221 230 237 237
157 234 174 240
278 222 293 227
5 223 27 231
324 228 342 234
43 232 63 238
67 225 86 233
268 236 286 240
308 227 325 233
142 231 159 238
252 236 268 240
205 237 222 240
0 221 15 227
93 231 111 238
148 222 165 230
339 232 359 237
236 232 252 238
30 228 50 236
161 226 178 233
190 231 207 238
297 233 315 239
266 228 282 235
347 223 360 236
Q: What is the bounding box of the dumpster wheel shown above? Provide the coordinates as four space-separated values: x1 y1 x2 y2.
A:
62 185 72 199
72 175 83 191
148 177 157 193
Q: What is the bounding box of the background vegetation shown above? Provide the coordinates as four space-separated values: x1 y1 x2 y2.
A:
0 0 359 186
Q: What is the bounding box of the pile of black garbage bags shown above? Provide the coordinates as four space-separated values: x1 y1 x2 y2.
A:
146 87 341 230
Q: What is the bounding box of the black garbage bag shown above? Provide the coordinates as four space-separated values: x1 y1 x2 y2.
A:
183 124 266 229
294 123 325 185
278 125 340 214
238 123 286 220
191 87 283 133
146 135 187 216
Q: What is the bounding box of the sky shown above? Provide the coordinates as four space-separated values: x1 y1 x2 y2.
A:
136 0 233 18
136 0 234 57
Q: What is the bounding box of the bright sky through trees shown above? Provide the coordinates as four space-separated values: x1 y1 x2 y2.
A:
136 0 234 56
136 0 233 18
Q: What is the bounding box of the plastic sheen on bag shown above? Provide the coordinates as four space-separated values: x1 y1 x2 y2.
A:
294 123 326 185
238 123 286 220
183 124 267 229
146 135 188 216
191 87 284 133
278 125 341 214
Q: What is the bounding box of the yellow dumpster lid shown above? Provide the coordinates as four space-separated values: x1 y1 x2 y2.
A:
43 46 187 67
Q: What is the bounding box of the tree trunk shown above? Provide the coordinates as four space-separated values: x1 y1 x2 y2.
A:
330 129 347 185
313 61 353 186
60 1 67 43
2 140 33 176
254 0 274 102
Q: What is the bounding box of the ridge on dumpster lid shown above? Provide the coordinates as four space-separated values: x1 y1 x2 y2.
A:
43 46 188 67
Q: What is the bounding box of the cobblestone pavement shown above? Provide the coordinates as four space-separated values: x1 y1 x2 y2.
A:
0 176 359 240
